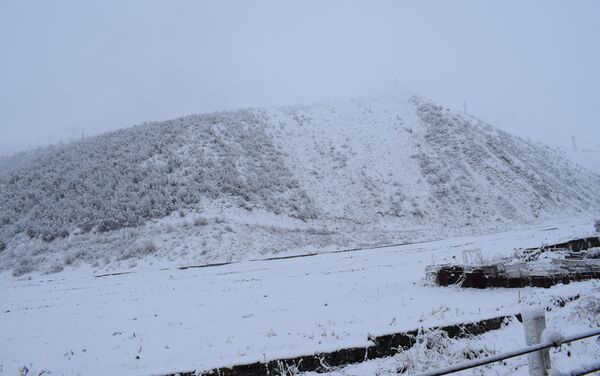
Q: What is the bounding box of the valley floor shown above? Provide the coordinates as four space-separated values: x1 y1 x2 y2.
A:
1 218 599 375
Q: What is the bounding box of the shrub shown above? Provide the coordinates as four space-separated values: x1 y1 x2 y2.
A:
569 296 600 326
63 254 75 265
306 227 335 236
47 262 64 274
595 219 600 233
139 240 157 255
12 256 38 277
0 239 5 251
117 241 156 261
392 329 496 374
193 216 209 226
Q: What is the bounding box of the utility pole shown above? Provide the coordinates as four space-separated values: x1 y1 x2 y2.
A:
571 136 577 151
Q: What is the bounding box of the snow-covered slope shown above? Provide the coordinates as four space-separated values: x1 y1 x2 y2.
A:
563 148 600 173
269 96 599 227
1 94 599 275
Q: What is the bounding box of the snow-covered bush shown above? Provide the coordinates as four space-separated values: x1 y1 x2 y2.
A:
118 240 157 261
193 216 208 226
568 296 600 327
139 240 157 255
306 227 335 236
393 329 496 374
12 256 40 277
0 239 5 251
595 219 600 233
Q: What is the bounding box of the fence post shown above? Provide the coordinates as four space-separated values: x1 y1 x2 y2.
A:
522 308 551 376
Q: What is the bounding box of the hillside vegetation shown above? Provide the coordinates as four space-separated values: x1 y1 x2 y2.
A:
1 95 598 275
0 110 316 242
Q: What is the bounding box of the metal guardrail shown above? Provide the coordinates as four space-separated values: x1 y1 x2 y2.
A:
415 328 600 376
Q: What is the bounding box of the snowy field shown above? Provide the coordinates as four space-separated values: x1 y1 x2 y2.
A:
1 217 599 375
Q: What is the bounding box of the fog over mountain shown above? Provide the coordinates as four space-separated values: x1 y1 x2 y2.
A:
1 1 599 154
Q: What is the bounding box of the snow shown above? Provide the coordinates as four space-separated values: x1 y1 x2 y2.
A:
1 218 598 375
551 360 600 376
541 328 564 345
0 95 599 375
562 148 600 173
521 307 546 323
1 95 600 276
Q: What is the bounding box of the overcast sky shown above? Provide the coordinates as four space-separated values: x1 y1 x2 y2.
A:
1 0 599 154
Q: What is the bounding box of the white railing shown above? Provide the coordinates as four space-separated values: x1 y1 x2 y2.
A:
416 309 600 376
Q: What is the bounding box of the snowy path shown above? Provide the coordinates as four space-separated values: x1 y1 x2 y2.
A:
0 219 597 375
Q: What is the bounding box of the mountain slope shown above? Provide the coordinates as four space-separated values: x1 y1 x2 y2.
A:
1 94 598 275
267 96 599 226
0 110 317 242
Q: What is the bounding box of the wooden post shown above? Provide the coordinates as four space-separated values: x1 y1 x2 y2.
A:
522 308 551 376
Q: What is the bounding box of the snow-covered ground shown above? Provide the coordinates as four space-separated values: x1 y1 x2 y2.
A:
309 297 600 376
1 217 598 375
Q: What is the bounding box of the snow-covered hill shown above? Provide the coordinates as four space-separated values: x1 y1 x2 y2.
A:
1 94 599 275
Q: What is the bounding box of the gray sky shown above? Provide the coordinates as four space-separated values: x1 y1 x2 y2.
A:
1 0 599 154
